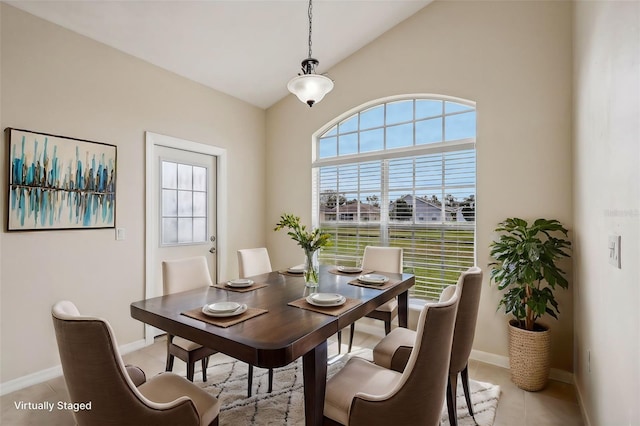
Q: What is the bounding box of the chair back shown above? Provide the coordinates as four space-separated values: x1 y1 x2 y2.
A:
350 286 460 426
51 301 201 426
162 256 213 294
361 246 403 273
449 266 483 374
237 247 272 278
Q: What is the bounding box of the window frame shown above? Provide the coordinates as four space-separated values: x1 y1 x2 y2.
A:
159 158 210 247
312 95 477 301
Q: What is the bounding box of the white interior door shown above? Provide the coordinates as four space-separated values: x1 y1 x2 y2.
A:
145 132 227 342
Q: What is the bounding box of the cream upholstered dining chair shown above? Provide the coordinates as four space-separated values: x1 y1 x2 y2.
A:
52 300 220 426
237 247 273 278
338 246 403 353
372 266 483 426
237 247 274 397
323 283 461 426
162 256 218 382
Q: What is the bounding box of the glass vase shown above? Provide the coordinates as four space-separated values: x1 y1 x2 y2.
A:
304 249 319 287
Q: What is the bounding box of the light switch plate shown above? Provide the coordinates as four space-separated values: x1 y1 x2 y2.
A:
608 234 621 268
116 228 126 241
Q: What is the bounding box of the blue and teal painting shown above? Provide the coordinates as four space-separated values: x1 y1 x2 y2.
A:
8 129 116 230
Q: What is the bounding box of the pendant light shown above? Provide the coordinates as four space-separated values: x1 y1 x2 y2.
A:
287 0 334 107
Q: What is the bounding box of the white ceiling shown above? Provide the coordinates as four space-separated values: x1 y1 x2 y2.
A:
7 0 431 109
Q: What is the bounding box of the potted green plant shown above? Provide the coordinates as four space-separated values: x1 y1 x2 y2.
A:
489 218 571 391
274 213 331 286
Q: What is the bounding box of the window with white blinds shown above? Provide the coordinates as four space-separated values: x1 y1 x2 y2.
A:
313 97 476 300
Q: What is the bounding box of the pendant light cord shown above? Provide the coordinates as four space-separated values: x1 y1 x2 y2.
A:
307 0 313 59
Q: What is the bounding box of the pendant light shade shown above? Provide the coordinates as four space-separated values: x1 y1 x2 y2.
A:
287 0 334 107
287 59 334 107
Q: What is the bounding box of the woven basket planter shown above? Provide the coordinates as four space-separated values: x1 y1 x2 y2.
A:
508 320 551 391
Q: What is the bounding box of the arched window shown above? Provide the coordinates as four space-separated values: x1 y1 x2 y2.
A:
313 96 476 300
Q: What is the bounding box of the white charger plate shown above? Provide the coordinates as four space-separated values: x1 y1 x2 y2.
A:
310 293 343 304
202 303 247 317
206 302 241 313
306 295 346 307
358 274 389 285
227 279 254 288
337 265 363 274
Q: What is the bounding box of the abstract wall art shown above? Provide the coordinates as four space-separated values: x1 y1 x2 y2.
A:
6 128 117 231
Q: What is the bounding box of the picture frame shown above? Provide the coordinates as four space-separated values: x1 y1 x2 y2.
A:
6 128 117 231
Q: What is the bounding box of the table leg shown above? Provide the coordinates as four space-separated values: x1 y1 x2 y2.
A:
398 290 408 328
302 340 328 426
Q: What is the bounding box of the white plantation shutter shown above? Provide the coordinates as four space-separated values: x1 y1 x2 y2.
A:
314 97 476 300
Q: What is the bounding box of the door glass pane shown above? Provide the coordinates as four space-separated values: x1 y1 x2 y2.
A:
162 161 178 189
178 191 193 217
162 189 177 216
161 158 211 246
193 218 207 242
178 218 193 243
177 164 193 190
193 166 206 191
193 192 206 217
162 218 178 244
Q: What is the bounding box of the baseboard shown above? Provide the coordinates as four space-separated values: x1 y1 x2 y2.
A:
0 338 147 396
574 380 593 426
470 349 574 384
470 349 511 369
0 364 63 396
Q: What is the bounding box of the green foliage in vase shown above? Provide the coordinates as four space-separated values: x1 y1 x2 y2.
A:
489 218 571 331
274 213 331 252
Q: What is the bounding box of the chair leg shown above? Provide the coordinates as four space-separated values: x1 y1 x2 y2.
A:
446 372 458 426
202 356 209 382
186 362 195 382
165 335 175 372
247 364 253 397
384 318 391 335
268 368 274 393
348 323 355 353
165 353 175 372
461 365 475 419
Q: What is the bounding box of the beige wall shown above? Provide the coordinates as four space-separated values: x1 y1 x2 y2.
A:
573 1 640 425
11 2 636 410
0 4 266 383
267 1 574 371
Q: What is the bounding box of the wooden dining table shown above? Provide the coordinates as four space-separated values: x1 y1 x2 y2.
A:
130 264 415 426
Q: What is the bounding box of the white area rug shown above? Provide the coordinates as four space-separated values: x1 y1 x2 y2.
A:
196 350 500 425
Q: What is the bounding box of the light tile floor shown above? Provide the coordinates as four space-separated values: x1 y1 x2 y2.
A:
1 331 584 425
